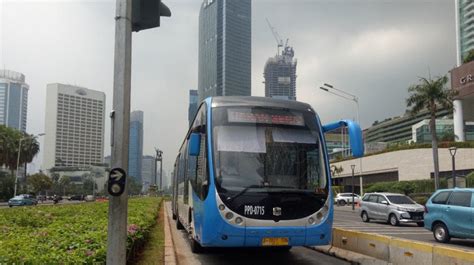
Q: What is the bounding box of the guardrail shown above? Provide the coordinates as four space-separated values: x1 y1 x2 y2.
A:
314 228 474 265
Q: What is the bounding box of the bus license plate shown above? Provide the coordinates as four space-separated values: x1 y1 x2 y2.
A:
262 237 289 246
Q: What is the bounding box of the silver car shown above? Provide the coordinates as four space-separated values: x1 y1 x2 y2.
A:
359 192 425 226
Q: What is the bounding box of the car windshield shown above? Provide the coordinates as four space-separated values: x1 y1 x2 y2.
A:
387 195 415 204
212 106 327 193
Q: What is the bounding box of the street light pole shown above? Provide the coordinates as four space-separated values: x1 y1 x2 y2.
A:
449 147 457 188
320 83 364 195
351 165 356 211
14 133 45 197
14 138 24 197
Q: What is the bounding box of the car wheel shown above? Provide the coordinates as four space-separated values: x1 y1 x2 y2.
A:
339 200 346 206
389 214 399 226
417 222 424 227
8 205 12 208
433 223 451 243
361 211 370 222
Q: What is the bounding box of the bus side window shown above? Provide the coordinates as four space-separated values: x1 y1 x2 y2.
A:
190 105 208 200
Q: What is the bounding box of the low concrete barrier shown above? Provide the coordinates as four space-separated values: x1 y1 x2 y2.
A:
328 228 474 265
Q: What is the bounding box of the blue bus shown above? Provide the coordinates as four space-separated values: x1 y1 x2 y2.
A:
172 96 363 252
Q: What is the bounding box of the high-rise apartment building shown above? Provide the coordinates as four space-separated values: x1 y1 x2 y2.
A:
128 111 144 182
142 155 156 192
0 70 29 131
43 84 105 169
453 0 474 142
456 0 474 62
188 90 199 126
264 46 297 100
198 0 251 101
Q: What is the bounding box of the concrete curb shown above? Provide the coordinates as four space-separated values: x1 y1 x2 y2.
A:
310 245 388 265
164 203 177 265
328 228 474 265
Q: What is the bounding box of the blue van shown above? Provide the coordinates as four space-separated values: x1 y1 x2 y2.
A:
424 188 474 243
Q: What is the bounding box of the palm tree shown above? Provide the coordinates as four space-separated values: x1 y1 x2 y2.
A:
406 75 458 190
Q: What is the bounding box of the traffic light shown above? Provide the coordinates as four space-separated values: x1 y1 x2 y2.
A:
132 0 171 32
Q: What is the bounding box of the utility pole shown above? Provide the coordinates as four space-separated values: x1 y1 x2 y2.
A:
107 0 132 263
106 0 170 263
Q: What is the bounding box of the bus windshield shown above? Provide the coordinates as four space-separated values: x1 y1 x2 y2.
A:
212 107 327 194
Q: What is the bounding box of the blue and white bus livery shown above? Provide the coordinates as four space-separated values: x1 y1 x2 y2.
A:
172 96 363 253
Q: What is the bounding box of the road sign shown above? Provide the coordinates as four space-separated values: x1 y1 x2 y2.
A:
108 168 127 196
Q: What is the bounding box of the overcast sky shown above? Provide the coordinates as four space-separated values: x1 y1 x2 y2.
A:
1 0 456 175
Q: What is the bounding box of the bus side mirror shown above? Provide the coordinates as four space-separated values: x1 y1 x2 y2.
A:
322 119 364 158
189 133 201 156
346 120 364 158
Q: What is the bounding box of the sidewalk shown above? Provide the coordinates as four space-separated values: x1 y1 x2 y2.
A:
164 203 177 265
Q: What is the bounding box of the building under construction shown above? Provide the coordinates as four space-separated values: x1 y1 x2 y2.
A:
263 20 297 101
264 47 297 100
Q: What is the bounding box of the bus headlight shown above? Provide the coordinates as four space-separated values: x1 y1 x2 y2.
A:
225 212 234 220
235 217 243 224
308 217 315 224
316 212 323 220
219 204 225 211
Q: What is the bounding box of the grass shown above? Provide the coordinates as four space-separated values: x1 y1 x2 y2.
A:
135 201 165 265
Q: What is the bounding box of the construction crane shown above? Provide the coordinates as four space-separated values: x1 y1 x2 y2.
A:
266 18 287 55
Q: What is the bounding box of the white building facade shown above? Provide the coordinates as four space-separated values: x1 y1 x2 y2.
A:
43 84 105 170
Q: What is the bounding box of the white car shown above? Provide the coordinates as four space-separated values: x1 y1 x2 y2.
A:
335 193 361 206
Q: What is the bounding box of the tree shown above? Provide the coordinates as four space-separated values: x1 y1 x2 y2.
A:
128 177 143 195
463 49 474 64
59 175 71 196
27 173 53 195
406 75 457 190
0 125 40 177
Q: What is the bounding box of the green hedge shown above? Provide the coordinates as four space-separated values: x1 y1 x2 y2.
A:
0 197 161 264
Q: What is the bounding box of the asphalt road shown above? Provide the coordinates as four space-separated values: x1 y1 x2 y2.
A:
0 200 85 208
333 205 474 250
166 203 349 265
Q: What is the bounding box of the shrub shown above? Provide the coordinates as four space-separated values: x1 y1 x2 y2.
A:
0 197 161 264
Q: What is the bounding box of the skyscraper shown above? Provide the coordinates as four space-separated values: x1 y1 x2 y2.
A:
142 155 156 191
456 0 474 63
0 70 29 132
198 0 251 101
128 111 144 182
188 90 199 126
264 46 297 100
43 84 105 169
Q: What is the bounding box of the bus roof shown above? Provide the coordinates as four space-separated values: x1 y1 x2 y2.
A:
209 96 313 112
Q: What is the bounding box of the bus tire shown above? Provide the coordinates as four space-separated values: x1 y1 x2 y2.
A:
172 213 177 220
176 217 184 230
190 238 204 253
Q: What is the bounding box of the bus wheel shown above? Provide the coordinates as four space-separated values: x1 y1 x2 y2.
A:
176 217 184 230
172 213 177 220
190 238 204 253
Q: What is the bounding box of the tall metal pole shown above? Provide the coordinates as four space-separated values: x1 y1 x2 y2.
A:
351 165 355 211
107 0 132 263
14 138 23 197
159 157 163 192
355 99 364 196
452 154 456 188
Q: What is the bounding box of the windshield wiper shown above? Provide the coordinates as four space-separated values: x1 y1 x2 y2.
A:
226 185 263 203
226 185 298 203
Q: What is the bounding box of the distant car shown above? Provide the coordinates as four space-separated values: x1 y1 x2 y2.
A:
84 195 95 202
8 195 38 207
69 195 84 201
424 188 474 243
335 193 361 206
359 192 425 226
